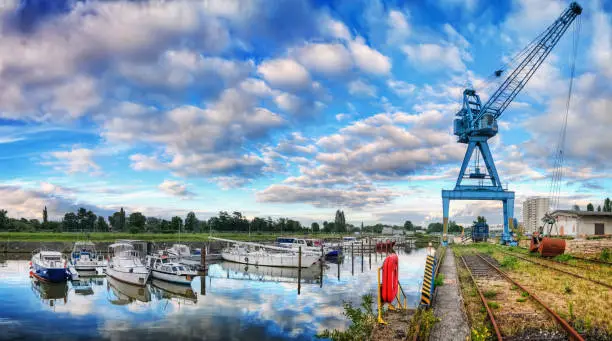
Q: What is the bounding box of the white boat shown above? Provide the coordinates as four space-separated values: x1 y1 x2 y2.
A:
70 241 106 271
145 253 197 285
166 244 201 266
276 237 339 257
214 237 321 268
106 243 149 286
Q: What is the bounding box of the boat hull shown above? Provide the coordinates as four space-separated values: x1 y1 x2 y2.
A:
32 262 70 283
221 251 319 268
106 267 149 286
151 269 194 285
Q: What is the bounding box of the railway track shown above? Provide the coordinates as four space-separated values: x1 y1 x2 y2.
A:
499 250 612 290
460 253 584 341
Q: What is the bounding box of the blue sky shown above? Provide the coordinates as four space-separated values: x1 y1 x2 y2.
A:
0 0 610 226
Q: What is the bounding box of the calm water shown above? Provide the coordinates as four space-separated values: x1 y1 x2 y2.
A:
0 248 427 341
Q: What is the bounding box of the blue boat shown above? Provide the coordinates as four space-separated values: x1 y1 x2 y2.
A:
31 251 73 283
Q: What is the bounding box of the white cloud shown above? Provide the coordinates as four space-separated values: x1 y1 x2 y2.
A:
387 10 410 44
295 43 352 75
42 148 100 175
590 5 612 78
158 180 194 198
348 79 377 97
402 43 466 71
348 37 391 75
321 16 352 41
257 58 311 90
387 80 416 96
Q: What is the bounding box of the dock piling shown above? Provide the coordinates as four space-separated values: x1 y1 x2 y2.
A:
298 246 302 295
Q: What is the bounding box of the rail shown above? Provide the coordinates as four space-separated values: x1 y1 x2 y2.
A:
476 254 584 341
499 250 612 290
460 255 503 341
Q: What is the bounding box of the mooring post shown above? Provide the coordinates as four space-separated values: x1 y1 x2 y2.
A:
361 240 364 272
320 245 324 288
200 272 206 295
337 257 340 281
351 243 354 276
369 237 372 269
298 246 302 295
201 245 207 273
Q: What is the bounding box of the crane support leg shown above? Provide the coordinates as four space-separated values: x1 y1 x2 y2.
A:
442 197 450 246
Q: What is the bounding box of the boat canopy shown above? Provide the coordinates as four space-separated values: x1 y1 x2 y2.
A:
74 241 95 246
108 243 134 249
39 250 63 256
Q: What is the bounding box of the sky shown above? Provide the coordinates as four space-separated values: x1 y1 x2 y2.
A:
0 0 610 227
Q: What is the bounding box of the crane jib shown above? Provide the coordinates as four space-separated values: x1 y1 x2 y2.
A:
453 2 582 142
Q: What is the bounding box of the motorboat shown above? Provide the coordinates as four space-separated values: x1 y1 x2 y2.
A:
145 253 197 285
70 241 106 272
106 243 149 286
276 237 339 257
220 244 320 268
30 250 76 283
166 244 201 266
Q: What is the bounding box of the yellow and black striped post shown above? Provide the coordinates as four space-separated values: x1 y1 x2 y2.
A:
420 254 437 307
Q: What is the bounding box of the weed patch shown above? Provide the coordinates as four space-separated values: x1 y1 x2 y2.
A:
600 249 611 262
554 254 573 262
516 297 527 302
483 290 497 299
487 302 500 309
407 308 439 340
500 256 518 270
434 274 445 287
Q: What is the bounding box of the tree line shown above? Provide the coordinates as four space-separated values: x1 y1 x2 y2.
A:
577 198 612 212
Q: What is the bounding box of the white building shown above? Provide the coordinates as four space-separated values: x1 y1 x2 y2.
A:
551 211 612 237
522 197 550 234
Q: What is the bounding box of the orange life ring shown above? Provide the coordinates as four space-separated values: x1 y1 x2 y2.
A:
381 254 399 303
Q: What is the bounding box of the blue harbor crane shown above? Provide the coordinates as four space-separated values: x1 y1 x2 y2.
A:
441 2 582 246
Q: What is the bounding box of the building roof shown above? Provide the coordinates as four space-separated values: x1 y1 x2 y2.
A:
552 210 612 217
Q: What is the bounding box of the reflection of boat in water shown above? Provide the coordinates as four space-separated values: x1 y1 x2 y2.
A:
71 279 94 296
217 261 323 284
213 237 321 268
31 278 68 307
106 276 151 305
150 279 197 303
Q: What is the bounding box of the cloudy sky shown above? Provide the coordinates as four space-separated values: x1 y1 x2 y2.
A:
0 0 610 226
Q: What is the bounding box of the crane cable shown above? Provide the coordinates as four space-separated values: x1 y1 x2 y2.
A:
547 15 581 232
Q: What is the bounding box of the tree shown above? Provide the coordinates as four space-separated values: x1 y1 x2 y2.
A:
63 212 78 231
127 212 146 234
146 217 161 233
403 220 414 231
448 221 463 233
0 210 8 231
311 222 320 233
108 208 127 232
96 216 109 232
604 198 612 212
427 222 443 233
334 210 346 232
170 216 183 233
587 203 594 211
597 205 602 212
572 204 580 211
474 216 487 224
185 212 198 233
42 206 48 224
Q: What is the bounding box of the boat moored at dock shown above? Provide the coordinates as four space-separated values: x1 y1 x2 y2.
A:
30 251 75 283
146 253 197 285
70 241 106 272
106 243 149 286
214 237 321 268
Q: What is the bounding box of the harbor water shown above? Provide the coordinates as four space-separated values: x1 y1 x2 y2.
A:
0 248 427 340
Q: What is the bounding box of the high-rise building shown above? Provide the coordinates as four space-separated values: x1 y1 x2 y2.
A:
522 197 550 234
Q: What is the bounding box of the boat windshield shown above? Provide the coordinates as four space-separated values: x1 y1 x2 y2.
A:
277 238 295 244
43 256 61 261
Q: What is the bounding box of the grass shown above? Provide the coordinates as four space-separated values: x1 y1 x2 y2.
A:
516 297 527 303
407 308 439 340
483 290 497 299
487 301 500 309
434 273 445 287
0 231 352 242
600 248 611 262
553 254 573 262
499 256 518 270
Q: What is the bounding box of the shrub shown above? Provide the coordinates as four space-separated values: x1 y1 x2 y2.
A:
600 249 611 262
500 256 518 270
317 295 376 341
407 308 439 340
